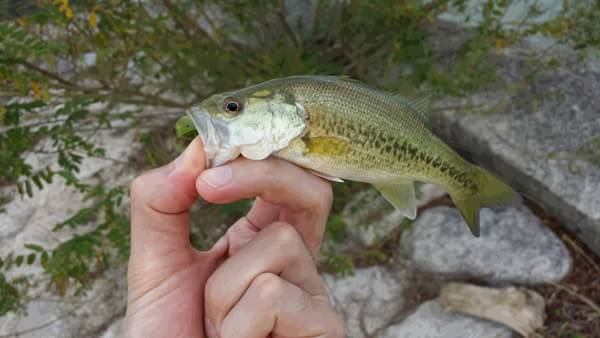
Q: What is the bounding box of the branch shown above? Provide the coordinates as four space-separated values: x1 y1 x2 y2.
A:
550 283 600 317
31 150 129 165
277 0 300 48
50 85 188 108
16 59 80 88
89 92 187 108
161 0 224 49
10 52 187 108
0 307 78 338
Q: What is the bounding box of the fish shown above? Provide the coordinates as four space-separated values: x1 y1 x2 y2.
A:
179 75 519 236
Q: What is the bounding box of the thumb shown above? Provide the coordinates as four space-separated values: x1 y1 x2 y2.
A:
129 137 206 257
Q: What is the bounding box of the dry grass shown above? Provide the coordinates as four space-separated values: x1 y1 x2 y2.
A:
525 199 600 338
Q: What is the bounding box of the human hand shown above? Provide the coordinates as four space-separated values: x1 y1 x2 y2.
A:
125 137 344 337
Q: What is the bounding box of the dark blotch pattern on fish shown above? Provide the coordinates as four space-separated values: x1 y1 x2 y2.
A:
361 124 477 192
318 114 477 192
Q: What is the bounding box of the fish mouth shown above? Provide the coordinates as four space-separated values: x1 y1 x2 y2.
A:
185 107 237 168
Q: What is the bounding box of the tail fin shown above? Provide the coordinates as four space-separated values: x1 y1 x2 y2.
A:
448 166 520 237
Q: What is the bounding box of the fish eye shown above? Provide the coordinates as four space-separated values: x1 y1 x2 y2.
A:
224 98 241 114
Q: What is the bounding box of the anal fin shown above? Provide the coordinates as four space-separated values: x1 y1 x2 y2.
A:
374 181 417 219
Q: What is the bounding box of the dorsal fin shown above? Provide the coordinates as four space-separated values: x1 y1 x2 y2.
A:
394 91 432 123
319 75 432 122
332 75 361 84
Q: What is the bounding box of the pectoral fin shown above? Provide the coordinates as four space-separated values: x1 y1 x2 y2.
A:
374 181 417 219
240 143 273 160
309 170 344 182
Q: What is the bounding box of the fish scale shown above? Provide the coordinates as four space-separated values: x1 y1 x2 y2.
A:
275 77 471 189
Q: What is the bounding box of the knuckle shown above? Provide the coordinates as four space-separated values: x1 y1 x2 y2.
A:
266 222 312 266
261 158 281 177
322 183 334 206
220 326 245 338
249 273 284 303
313 182 333 213
203 275 224 317
270 222 302 249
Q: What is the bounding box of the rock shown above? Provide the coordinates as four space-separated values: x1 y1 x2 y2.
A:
0 265 126 338
380 299 515 338
340 189 400 248
322 266 412 338
430 51 600 256
401 206 572 284
342 184 446 247
50 265 127 338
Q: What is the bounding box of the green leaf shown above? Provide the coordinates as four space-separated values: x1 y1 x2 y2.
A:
175 115 198 140
25 180 32 198
26 254 35 265
3 254 13 270
321 251 355 276
54 207 97 230
31 174 43 190
0 273 22 315
325 215 347 243
24 243 45 252
41 167 54 183
41 252 49 267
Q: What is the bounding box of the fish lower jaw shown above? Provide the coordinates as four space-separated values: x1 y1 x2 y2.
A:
209 147 241 168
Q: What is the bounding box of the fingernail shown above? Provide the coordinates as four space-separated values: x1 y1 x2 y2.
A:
168 155 184 178
172 152 184 169
204 317 218 338
169 141 198 177
201 165 232 188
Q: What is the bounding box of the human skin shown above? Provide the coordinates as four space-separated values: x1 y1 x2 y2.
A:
125 137 344 338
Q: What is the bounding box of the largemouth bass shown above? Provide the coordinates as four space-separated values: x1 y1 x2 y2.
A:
180 75 519 236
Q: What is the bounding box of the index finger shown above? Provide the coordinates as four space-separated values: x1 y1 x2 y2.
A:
196 157 333 256
204 222 330 337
